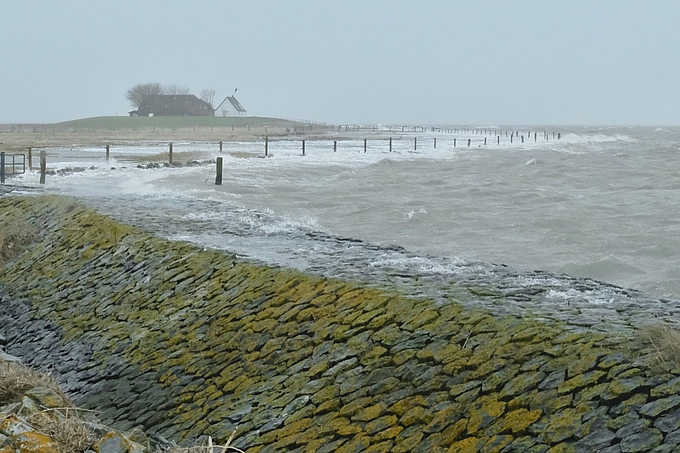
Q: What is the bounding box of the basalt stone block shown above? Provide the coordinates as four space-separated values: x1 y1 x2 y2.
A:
618 428 663 452
650 376 680 398
638 394 680 419
653 408 680 433
573 428 616 450
602 377 649 401
615 418 651 439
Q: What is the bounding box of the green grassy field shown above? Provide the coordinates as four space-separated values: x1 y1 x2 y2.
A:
52 116 321 130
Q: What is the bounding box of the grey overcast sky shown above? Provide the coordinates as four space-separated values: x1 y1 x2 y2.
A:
1 1 678 125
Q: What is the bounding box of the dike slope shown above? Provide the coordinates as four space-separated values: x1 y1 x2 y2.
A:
0 195 679 452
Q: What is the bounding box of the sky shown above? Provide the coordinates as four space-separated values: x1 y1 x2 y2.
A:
1 1 679 125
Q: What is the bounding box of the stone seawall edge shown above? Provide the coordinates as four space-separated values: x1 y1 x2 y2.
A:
1 195 679 452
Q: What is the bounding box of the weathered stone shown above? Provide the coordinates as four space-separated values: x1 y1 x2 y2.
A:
10 431 59 453
538 370 565 391
500 372 546 399
466 398 506 435
615 418 650 439
539 408 582 444
638 394 680 418
499 409 542 435
574 428 616 450
618 428 663 452
653 408 680 433
0 414 33 436
94 432 132 453
602 377 648 401
24 388 64 409
351 403 387 422
399 406 433 427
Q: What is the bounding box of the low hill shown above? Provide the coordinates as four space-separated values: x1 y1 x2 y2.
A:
54 116 324 130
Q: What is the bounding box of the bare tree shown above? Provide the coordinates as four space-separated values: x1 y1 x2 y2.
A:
125 83 164 108
164 84 191 95
200 89 216 108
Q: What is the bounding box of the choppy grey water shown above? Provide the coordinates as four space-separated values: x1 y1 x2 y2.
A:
5 125 680 331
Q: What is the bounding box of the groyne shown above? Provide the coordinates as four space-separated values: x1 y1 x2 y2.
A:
1 195 679 452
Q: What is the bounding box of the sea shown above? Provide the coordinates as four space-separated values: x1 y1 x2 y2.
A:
3 125 680 320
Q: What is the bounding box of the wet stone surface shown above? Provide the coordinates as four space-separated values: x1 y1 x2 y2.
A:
1 195 680 451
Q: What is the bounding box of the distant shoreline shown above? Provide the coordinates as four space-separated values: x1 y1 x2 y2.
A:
0 116 333 152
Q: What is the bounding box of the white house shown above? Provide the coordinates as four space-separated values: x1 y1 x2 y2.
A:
215 96 247 117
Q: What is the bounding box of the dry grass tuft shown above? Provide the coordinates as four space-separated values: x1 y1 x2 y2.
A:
28 410 98 453
0 360 68 406
0 219 37 266
639 323 680 372
163 432 244 453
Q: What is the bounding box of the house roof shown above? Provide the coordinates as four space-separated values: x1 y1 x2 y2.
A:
138 95 214 116
216 96 246 113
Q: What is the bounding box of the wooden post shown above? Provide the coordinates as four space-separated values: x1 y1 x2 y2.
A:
302 140 306 156
558 133 561 140
169 143 173 164
215 157 223 185
434 138 437 149
497 136 500 145
414 137 417 151
40 151 46 185
28 147 32 170
265 136 269 157
511 134 513 143
0 152 4 184
534 133 537 142
454 138 456 147
334 140 337 152
484 137 487 146
389 137 392 152
467 138 471 147
521 135 524 143
106 145 110 160
219 140 223 153
364 139 367 153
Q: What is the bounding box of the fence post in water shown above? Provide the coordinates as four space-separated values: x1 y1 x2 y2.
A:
510 134 513 143
265 136 269 157
40 151 46 184
434 138 437 149
454 138 457 147
521 135 524 143
215 157 223 185
534 133 537 142
414 137 417 151
484 137 487 146
169 143 173 164
389 137 392 152
364 139 367 153
497 136 500 145
219 141 223 153
0 152 5 184
28 147 32 170
558 133 561 140
468 138 471 147
334 140 337 152
302 140 306 156
106 145 110 160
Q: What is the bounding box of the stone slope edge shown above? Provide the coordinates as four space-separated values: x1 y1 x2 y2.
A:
0 195 679 452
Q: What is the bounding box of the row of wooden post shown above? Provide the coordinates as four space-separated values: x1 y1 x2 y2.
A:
22 131 562 187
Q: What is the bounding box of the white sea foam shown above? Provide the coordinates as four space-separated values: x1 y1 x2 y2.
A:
6 126 680 302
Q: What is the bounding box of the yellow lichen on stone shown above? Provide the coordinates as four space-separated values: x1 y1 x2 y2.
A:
446 437 482 453
11 431 59 453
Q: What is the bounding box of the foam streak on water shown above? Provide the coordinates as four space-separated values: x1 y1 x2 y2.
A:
5 126 680 329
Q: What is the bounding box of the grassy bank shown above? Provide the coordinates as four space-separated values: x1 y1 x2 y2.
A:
0 116 333 152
